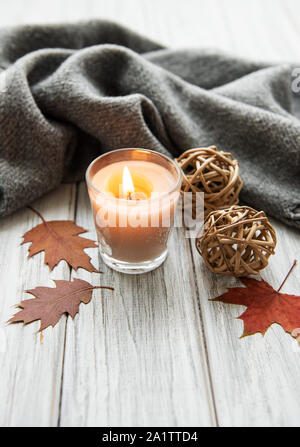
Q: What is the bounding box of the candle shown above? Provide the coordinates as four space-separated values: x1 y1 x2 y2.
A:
86 149 182 274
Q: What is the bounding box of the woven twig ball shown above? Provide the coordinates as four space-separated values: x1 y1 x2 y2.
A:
176 146 243 216
196 206 277 277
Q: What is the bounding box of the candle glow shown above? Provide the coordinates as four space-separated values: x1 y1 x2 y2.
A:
86 149 182 273
122 166 135 199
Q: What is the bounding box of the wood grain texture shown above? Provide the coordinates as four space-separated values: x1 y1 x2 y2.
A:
0 0 300 427
0 185 76 426
190 219 300 427
0 0 298 62
59 183 216 427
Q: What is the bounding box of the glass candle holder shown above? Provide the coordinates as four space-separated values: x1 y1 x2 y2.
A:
86 148 182 274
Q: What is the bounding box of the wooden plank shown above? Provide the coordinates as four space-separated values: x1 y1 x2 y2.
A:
189 219 300 427
0 185 76 426
185 0 300 427
1 0 298 57
1 0 300 427
59 182 216 427
216 0 297 61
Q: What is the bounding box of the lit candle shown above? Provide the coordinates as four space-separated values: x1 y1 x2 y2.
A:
86 149 182 274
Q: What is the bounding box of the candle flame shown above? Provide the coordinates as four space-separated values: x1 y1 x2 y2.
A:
122 165 135 198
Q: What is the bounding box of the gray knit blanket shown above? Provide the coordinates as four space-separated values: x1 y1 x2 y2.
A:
0 20 299 228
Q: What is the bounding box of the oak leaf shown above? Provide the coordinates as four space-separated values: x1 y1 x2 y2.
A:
8 279 113 331
23 207 99 272
212 276 300 338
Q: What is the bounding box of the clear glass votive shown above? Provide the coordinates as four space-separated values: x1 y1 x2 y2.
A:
86 148 182 274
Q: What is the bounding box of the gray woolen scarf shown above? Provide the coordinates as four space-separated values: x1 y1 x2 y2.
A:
0 20 299 228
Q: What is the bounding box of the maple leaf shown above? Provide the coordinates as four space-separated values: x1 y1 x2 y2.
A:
212 261 300 338
23 207 99 272
8 279 114 331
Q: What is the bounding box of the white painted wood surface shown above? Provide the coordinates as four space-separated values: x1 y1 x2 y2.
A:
0 0 300 427
60 184 215 427
0 185 76 426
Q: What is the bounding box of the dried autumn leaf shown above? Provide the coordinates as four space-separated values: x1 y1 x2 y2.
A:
23 207 99 272
8 278 113 331
212 273 300 338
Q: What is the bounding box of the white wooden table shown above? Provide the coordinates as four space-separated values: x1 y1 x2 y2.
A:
1 0 300 427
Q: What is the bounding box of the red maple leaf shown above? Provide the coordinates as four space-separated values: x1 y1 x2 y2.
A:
8 279 113 332
23 207 99 272
212 261 300 338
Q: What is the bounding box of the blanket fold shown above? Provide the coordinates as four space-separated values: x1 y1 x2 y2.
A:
0 20 299 228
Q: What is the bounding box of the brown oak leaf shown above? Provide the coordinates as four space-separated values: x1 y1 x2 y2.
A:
23 207 99 272
212 272 300 338
8 279 113 331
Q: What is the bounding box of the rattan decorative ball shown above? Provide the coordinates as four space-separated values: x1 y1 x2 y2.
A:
196 206 277 277
176 146 243 216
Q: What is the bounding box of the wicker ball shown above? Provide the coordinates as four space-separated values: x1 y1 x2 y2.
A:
176 146 243 216
196 206 277 277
